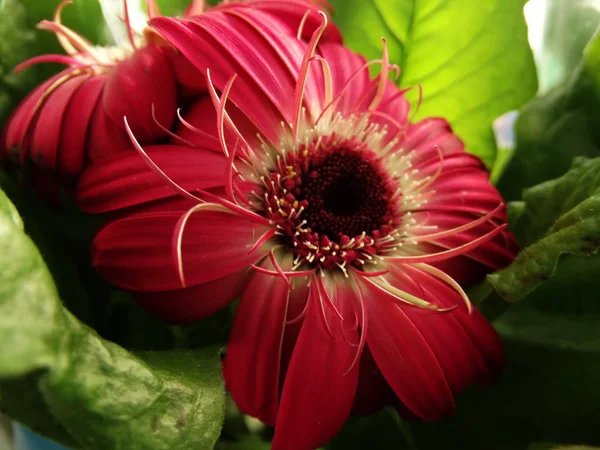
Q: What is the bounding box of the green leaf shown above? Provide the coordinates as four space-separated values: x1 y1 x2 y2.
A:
410 328 600 450
498 29 600 200
43 342 225 450
0 188 64 378
495 305 600 354
460 157 600 450
488 157 600 302
497 67 600 201
329 0 537 166
150 0 189 17
0 187 226 450
148 0 220 17
19 0 108 47
0 171 182 351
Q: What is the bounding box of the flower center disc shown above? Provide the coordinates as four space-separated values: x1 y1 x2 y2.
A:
263 137 399 270
299 149 391 239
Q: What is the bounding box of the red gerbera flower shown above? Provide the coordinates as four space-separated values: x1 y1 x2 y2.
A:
0 0 182 181
77 10 517 450
1 0 338 184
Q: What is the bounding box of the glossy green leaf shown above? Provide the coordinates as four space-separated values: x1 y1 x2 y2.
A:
150 0 189 17
0 187 226 450
329 0 537 166
488 157 600 301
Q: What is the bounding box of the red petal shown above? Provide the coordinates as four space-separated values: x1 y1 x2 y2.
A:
409 209 518 282
352 347 394 415
396 264 503 381
195 11 299 119
318 42 370 115
58 75 105 178
362 277 455 421
174 95 220 149
224 255 293 425
150 15 290 143
134 268 249 324
278 278 310 394
165 47 208 97
226 0 343 44
175 95 262 154
375 79 411 122
3 70 70 165
103 45 177 143
92 208 271 291
272 281 359 450
401 118 465 167
87 102 133 163
77 145 229 213
382 265 484 393
219 7 325 117
29 76 84 172
420 168 502 215
452 308 504 382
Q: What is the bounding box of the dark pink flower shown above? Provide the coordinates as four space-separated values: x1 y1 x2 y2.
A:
78 10 516 450
1 0 338 186
1 0 183 182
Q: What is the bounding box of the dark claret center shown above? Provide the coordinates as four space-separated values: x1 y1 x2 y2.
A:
299 149 390 239
263 139 399 269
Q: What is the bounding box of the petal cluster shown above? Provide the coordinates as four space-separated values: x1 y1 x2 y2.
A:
2 1 175 187
75 6 519 450
0 0 339 202
3 2 520 449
